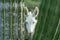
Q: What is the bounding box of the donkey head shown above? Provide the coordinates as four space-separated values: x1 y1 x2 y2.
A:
24 7 39 34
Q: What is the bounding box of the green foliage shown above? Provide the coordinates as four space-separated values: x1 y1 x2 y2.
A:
32 0 60 40
24 0 40 11
24 0 60 40
0 0 60 40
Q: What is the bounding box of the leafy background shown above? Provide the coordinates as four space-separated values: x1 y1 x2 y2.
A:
24 0 60 40
0 0 60 40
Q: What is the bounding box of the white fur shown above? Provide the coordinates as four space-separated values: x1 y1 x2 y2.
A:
25 12 37 33
24 7 39 34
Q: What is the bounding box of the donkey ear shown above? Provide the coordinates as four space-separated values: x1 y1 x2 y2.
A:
33 7 39 17
24 7 28 16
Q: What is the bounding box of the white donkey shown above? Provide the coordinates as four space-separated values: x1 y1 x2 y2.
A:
24 6 39 38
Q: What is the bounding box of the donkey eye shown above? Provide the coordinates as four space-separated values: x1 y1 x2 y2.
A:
33 22 35 24
26 22 28 24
